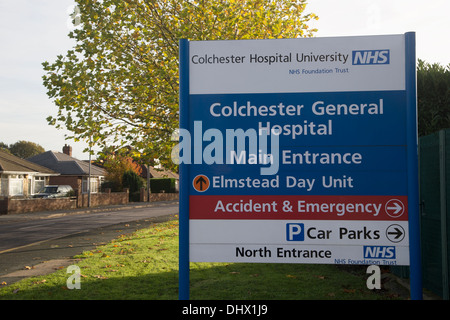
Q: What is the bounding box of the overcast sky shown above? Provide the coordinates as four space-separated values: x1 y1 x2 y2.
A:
0 0 449 160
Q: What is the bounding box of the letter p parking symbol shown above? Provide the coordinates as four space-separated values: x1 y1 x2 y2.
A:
286 223 304 241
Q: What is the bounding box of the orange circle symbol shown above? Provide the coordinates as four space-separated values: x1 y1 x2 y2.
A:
193 175 210 192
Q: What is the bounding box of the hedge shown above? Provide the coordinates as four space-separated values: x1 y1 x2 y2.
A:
149 178 177 193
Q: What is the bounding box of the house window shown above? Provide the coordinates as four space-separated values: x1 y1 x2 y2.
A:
34 176 45 194
91 178 99 194
0 175 7 196
9 175 24 196
82 177 99 194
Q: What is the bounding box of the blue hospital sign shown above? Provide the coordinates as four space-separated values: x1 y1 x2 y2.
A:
179 34 419 269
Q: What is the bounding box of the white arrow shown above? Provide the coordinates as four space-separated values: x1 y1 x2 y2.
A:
387 202 402 214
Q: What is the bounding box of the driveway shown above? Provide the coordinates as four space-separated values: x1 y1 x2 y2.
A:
0 201 179 285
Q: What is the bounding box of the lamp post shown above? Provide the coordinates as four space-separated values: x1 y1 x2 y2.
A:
147 164 150 202
88 141 91 208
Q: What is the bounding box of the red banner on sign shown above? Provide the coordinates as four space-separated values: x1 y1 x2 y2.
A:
190 195 408 221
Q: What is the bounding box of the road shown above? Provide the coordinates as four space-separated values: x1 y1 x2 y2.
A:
0 201 178 285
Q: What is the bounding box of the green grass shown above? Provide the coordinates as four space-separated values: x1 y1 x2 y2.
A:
0 218 399 300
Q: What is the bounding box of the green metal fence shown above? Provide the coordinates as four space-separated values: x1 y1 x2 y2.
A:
392 129 450 299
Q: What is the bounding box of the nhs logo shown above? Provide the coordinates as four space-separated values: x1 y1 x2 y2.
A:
286 223 304 241
352 50 390 65
363 246 396 259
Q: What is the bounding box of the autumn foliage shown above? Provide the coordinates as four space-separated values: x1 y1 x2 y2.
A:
42 0 318 169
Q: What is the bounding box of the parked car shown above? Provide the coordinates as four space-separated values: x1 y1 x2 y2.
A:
33 185 74 198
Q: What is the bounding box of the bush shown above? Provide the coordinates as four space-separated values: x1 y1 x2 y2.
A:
149 178 176 193
122 170 144 194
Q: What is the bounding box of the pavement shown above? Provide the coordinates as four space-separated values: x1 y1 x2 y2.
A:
0 201 179 286
0 200 178 225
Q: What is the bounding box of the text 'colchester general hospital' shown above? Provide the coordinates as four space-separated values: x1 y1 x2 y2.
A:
174 98 386 175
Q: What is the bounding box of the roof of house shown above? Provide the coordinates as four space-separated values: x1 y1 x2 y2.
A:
27 151 106 177
149 166 179 179
0 150 57 175
144 165 179 179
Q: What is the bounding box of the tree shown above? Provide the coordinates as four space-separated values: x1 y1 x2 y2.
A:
100 150 143 191
8 141 45 159
417 59 450 136
42 0 318 169
0 142 10 154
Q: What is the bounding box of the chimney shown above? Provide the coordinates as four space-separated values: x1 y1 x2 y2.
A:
63 144 72 156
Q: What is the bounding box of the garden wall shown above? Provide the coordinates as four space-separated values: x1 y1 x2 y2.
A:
0 189 129 215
